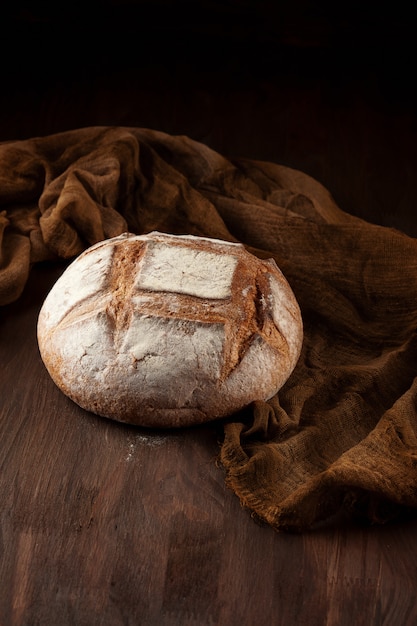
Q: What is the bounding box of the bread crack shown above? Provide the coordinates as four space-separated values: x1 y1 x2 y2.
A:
106 240 146 337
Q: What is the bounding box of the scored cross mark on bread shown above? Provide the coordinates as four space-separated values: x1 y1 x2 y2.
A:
38 232 303 428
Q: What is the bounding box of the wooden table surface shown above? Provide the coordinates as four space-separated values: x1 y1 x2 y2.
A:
1 262 417 626
1 3 417 624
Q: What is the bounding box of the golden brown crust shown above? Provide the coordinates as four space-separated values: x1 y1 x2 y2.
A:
37 232 303 427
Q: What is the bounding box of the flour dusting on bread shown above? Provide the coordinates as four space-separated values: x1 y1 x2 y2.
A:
37 231 303 428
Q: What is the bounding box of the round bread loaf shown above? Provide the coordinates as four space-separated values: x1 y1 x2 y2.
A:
37 232 303 427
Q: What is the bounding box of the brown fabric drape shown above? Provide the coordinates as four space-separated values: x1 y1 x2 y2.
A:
1 126 416 531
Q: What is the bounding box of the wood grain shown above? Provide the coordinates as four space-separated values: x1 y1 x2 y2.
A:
1 264 417 626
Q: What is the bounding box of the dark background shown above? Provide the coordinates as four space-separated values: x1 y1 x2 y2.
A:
1 0 416 235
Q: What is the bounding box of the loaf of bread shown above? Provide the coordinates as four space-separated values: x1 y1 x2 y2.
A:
37 232 303 427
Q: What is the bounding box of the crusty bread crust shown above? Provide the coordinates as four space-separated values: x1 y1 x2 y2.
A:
37 232 303 427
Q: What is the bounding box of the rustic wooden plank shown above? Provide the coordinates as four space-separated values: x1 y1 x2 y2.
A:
1 262 417 625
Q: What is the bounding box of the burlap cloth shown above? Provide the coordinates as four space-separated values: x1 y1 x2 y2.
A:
1 126 416 531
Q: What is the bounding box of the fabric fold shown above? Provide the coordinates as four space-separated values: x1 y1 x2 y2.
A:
1 126 416 530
